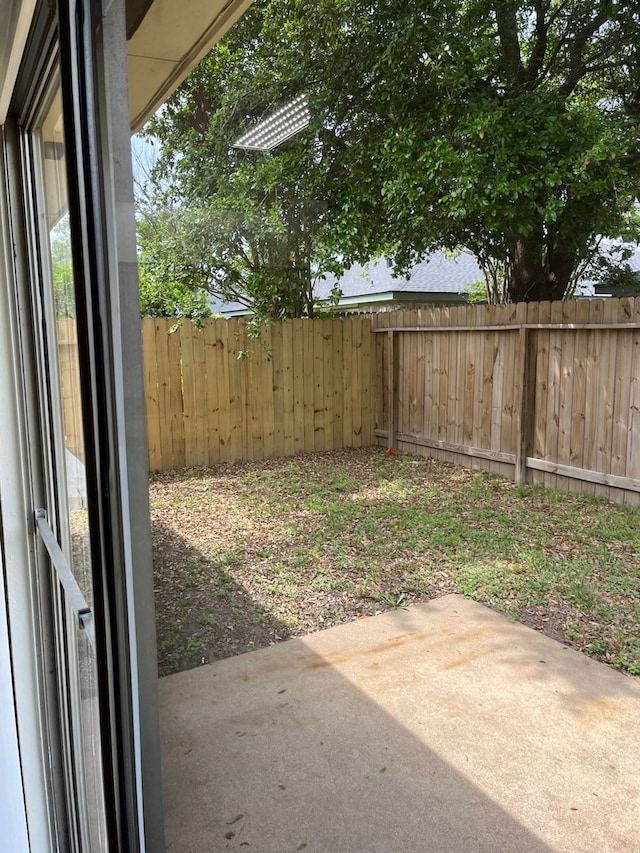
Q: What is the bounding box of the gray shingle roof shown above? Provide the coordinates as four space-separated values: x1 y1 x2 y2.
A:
316 251 482 299
208 245 640 314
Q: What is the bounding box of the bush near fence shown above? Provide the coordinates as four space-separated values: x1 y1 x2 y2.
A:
58 297 640 504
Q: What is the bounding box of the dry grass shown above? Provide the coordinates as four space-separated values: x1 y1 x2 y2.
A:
150 447 640 678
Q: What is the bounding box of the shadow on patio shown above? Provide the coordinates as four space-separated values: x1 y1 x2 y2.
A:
158 595 640 853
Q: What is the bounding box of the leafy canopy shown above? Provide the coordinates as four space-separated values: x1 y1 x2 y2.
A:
142 0 640 306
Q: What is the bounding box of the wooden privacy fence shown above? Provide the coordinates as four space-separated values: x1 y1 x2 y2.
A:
141 316 376 471
58 297 640 504
57 318 84 462
371 297 640 504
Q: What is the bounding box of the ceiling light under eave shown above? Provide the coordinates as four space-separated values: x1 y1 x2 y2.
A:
232 94 310 151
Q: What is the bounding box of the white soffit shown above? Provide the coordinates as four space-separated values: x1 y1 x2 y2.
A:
127 0 254 131
0 0 37 124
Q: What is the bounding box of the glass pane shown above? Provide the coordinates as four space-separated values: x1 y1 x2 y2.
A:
76 622 108 850
40 83 108 847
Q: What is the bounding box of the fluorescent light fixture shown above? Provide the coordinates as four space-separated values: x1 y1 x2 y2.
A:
232 94 310 151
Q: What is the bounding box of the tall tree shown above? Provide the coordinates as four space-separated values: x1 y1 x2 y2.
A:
143 0 640 305
140 7 344 321
362 0 640 302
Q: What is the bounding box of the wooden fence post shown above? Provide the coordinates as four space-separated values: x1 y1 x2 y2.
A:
387 329 399 449
514 326 529 484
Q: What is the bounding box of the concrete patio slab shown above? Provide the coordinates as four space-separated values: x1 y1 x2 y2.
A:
159 594 640 853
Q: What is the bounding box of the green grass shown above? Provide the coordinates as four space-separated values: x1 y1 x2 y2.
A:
150 448 640 676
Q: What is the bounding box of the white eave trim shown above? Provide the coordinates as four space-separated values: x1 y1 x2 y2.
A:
0 0 38 124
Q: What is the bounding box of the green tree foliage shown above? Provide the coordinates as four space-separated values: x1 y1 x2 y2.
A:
363 0 640 302
51 209 211 321
137 264 213 321
139 7 342 321
50 215 75 317
143 0 640 305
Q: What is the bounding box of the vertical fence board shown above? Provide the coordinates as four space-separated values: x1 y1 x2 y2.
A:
480 322 495 451
490 328 504 458
454 321 465 449
180 322 197 467
628 299 640 485
447 313 460 450
363 320 376 445
351 318 364 446
437 310 449 441
244 327 258 459
259 324 275 460
152 318 172 470
611 300 634 480
583 302 604 496
600 300 621 497
406 323 418 436
342 318 354 447
544 301 564 490
430 318 441 440
569 300 591 489
532 302 551 485
216 321 232 463
502 328 517 456
387 329 397 448
556 301 577 473
184 323 199 464
272 323 285 459
291 319 305 455
420 330 432 440
312 321 326 451
193 323 208 466
374 317 385 433
203 320 221 466
331 320 344 450
167 325 185 469
470 318 484 461
520 302 538 467
57 318 84 462
302 320 315 453
513 313 528 486
238 324 251 462
322 319 335 453
141 318 161 472
248 330 265 461
281 320 295 457
463 324 475 449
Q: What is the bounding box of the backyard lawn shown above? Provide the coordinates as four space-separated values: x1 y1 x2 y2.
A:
149 447 640 678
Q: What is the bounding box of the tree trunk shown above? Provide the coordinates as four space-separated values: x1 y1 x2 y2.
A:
507 235 573 302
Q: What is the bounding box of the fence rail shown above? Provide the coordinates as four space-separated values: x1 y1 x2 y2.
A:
370 297 640 505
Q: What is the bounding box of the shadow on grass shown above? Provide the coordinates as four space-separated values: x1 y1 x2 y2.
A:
152 520 293 677
150 450 640 677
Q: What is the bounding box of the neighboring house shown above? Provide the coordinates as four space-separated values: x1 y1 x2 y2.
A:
209 294 253 316
208 250 483 316
589 246 640 297
320 245 640 309
315 251 481 310
209 246 640 317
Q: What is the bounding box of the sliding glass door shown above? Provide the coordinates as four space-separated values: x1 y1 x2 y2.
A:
5 0 163 848
29 72 109 850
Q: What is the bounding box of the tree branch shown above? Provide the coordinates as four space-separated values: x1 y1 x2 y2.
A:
523 1 549 86
494 3 525 84
560 10 610 96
